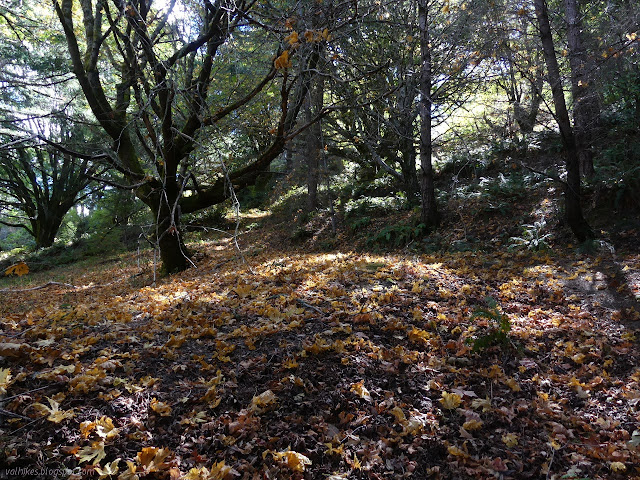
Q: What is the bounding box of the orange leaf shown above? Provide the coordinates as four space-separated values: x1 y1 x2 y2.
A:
285 31 299 46
4 262 29 276
274 50 291 69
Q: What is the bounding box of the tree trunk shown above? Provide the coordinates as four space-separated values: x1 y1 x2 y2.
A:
393 79 420 203
400 144 420 203
418 0 439 231
534 0 594 242
564 0 600 177
151 180 189 274
157 220 189 274
512 80 543 134
33 216 64 248
31 197 77 249
305 78 324 211
505 47 544 134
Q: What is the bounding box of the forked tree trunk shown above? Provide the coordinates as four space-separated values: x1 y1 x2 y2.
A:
151 180 190 274
534 0 594 242
418 0 439 231
33 216 64 249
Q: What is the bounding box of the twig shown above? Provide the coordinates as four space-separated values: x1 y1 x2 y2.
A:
212 258 235 270
0 281 76 293
265 295 324 315
0 386 51 404
8 418 40 436
295 298 323 315
546 445 556 479
519 161 565 185
2 326 36 338
0 276 128 293
0 408 30 420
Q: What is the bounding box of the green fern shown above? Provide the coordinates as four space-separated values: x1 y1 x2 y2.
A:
468 297 512 352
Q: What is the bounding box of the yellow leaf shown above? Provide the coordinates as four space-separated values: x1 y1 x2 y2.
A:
462 419 483 431
270 449 312 472
502 433 518 447
250 389 277 412
283 357 299 369
119 460 139 480
447 445 469 458
77 441 106 464
504 377 522 392
350 381 372 402
185 461 236 480
94 458 120 478
184 467 207 480
80 420 97 439
390 406 406 423
408 327 431 344
324 443 344 456
0 368 12 395
137 447 172 473
610 461 626 473
96 416 119 439
150 398 172 416
234 283 253 298
440 391 462 410
33 397 75 423
4 262 29 276
404 414 427 435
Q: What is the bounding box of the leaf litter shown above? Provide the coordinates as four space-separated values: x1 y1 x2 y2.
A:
0 244 639 479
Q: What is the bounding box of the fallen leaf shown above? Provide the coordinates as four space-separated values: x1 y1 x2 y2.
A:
0 342 29 358
350 381 372 402
502 433 518 447
33 397 75 423
440 391 462 410
462 419 483 431
4 262 29 276
267 449 312 472
137 447 172 474
0 368 12 394
250 390 277 413
610 461 626 473
77 441 106 464
94 458 120 478
150 398 172 416
471 397 492 412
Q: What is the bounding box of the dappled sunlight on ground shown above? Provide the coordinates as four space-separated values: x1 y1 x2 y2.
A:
1 241 639 478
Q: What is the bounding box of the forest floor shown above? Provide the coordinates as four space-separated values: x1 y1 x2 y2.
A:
1 195 640 479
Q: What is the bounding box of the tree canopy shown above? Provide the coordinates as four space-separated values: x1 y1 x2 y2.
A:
0 0 637 261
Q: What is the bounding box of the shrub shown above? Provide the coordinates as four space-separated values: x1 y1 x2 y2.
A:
366 221 426 249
